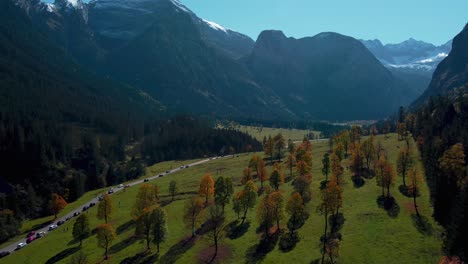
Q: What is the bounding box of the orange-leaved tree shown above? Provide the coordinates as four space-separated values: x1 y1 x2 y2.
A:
199 173 215 205
97 193 113 223
132 183 159 250
49 193 67 220
96 223 116 260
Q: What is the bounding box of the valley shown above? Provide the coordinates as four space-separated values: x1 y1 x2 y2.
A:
0 135 443 263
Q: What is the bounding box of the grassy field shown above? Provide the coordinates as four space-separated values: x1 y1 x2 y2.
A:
2 134 443 264
234 125 320 142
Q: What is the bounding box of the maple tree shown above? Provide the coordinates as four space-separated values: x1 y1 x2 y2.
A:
199 173 215 205
49 193 67 220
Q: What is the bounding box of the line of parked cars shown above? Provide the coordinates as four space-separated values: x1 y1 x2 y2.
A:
2 169 183 258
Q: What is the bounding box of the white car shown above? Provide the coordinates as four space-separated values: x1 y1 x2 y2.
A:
48 224 58 231
118 184 123 188
16 242 26 250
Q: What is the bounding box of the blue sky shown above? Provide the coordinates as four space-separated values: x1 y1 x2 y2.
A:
180 0 467 45
48 0 467 45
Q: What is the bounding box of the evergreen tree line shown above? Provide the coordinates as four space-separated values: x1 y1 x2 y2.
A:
0 113 261 243
406 95 468 261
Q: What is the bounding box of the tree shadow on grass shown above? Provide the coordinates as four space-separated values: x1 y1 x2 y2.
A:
398 185 420 198
278 231 299 252
120 251 158 264
351 176 365 188
320 180 329 190
116 220 135 235
245 232 279 264
377 196 400 218
329 213 345 233
411 214 433 236
110 236 138 254
159 237 196 264
45 246 80 264
226 220 250 240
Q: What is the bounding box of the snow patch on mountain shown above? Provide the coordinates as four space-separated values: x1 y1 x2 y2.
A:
202 19 228 33
170 0 190 13
416 52 448 63
45 3 56 12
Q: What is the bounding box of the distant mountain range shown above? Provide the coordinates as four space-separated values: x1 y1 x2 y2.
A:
360 38 452 72
5 0 462 121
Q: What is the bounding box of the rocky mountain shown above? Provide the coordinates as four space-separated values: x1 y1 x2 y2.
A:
361 38 452 72
9 0 425 121
361 37 452 105
412 24 468 106
99 1 291 119
87 0 254 59
0 0 163 122
246 30 416 120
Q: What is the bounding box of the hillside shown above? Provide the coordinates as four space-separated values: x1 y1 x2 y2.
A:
1 134 443 263
412 24 468 106
246 31 415 120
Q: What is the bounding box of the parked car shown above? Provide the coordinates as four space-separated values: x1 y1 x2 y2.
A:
180 166 184 169
26 231 36 238
73 212 81 217
98 195 104 201
166 170 171 173
144 178 149 182
57 220 65 226
185 165 190 168
26 236 35 244
118 184 123 188
125 184 130 188
89 202 96 207
0 251 10 258
108 189 114 194
158 174 163 177
36 231 46 239
16 242 27 250
65 216 72 221
48 224 58 231
82 206 88 212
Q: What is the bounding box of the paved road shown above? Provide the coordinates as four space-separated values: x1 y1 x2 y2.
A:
0 156 224 256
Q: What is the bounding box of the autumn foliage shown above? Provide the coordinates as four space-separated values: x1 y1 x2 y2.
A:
199 173 215 204
49 193 67 219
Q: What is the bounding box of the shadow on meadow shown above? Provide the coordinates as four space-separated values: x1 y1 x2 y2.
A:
116 220 136 235
377 195 400 218
45 246 80 264
120 251 158 264
411 214 433 236
110 236 138 254
159 236 197 264
245 231 280 264
351 175 365 188
226 220 250 240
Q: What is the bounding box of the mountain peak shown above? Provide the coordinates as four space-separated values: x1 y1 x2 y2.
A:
257 30 287 41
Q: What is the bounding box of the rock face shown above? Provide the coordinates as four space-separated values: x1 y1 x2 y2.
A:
412 24 468 106
246 31 414 120
10 0 434 121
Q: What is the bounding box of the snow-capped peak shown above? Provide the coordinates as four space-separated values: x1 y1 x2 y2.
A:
202 19 228 33
54 0 85 10
416 53 448 64
45 3 56 12
170 0 190 13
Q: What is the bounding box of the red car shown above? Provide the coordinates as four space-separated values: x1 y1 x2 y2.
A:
26 236 35 244
26 231 36 238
